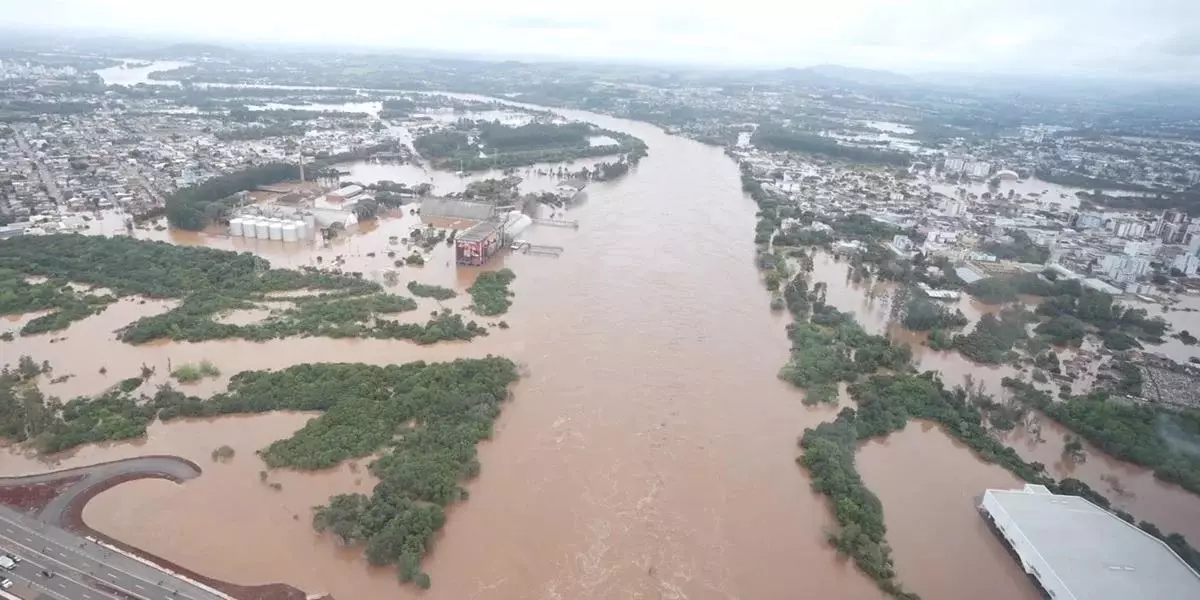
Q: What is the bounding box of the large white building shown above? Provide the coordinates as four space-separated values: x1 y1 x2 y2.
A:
1173 253 1200 277
1111 219 1149 239
966 160 992 179
981 485 1200 600
1101 254 1151 282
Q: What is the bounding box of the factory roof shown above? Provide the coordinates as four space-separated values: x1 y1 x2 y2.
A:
457 221 498 243
983 487 1200 600
330 184 363 198
420 197 496 222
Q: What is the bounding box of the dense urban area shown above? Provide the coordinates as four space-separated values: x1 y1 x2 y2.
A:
1 32 1200 600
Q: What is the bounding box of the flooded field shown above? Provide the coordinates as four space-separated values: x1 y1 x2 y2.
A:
5 94 1200 600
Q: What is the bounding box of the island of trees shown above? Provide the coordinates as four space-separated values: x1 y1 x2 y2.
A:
1 355 519 589
0 235 491 345
467 269 516 316
0 267 117 337
750 127 912 166
413 120 648 174
963 272 1167 352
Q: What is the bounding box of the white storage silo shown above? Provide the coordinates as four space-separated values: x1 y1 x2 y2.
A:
293 219 307 241
241 219 258 238
229 217 244 237
255 219 270 239
268 220 283 241
281 223 298 242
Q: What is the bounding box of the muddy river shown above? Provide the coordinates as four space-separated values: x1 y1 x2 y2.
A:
3 100 1200 600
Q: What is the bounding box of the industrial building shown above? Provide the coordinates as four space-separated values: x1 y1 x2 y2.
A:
325 184 363 203
454 211 532 266
456 222 502 266
980 484 1200 600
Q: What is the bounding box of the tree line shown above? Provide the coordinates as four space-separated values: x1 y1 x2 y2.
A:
413 121 648 173
165 162 299 231
0 268 116 337
747 219 1200 598
151 358 520 588
0 235 491 345
964 271 1168 351
467 269 516 316
1002 378 1200 498
750 127 912 166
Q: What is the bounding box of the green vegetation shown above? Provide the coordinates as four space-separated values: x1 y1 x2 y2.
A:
962 272 1166 351
7 354 522 587
414 121 647 173
379 98 416 119
406 281 457 300
733 120 1200 596
927 329 954 350
751 127 912 166
777 278 911 405
0 268 117 335
165 162 299 230
152 358 519 586
0 235 484 345
964 277 1021 304
1002 378 1200 496
979 230 1051 264
952 309 1031 364
372 310 489 345
0 358 154 454
211 445 236 461
171 360 221 383
1035 315 1089 347
900 296 968 331
467 269 516 316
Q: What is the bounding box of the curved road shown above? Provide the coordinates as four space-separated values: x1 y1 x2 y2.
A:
0 456 201 526
0 457 225 600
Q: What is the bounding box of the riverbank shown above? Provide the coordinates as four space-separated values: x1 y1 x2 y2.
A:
10 75 1200 600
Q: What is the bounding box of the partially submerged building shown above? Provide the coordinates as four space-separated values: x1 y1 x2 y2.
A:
981 484 1200 600
456 221 501 266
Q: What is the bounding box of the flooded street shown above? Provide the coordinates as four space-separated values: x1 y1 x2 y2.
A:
6 91 1200 600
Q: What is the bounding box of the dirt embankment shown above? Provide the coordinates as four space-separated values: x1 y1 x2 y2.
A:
0 456 322 600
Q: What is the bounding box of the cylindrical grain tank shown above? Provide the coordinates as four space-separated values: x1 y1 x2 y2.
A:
281 223 298 242
229 217 244 237
255 219 270 239
268 220 283 241
241 219 258 238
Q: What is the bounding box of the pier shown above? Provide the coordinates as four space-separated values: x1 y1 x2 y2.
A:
511 241 565 257
532 218 580 229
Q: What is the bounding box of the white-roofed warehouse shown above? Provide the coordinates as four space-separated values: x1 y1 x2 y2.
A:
981 484 1200 600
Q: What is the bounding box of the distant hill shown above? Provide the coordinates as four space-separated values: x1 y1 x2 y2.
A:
768 64 913 88
159 43 237 58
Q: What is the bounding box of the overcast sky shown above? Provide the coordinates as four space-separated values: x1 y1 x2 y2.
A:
3 0 1199 78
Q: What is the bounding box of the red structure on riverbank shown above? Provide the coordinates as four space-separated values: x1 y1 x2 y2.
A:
456 221 502 266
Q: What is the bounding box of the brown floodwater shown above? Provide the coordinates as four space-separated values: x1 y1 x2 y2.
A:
1003 415 1200 542
858 421 1042 600
4 109 888 600
4 101 1200 600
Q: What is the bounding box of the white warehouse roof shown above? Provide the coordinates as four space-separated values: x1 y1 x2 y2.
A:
982 485 1200 600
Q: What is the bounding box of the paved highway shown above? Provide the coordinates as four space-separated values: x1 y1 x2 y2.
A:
0 506 228 600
